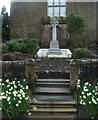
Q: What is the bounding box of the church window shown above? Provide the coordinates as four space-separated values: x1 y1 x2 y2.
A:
48 0 66 17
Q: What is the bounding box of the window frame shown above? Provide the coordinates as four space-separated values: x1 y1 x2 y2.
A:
48 0 66 17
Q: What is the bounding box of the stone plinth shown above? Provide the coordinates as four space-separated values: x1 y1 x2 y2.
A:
37 49 72 58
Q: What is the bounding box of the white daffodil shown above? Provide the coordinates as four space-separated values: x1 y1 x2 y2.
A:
93 90 95 93
28 112 31 115
25 97 29 100
80 101 83 105
18 81 20 83
83 102 85 105
16 104 19 107
20 85 23 88
18 100 21 104
13 81 15 84
89 101 91 104
15 78 17 80
85 89 88 92
10 87 13 90
14 85 17 88
92 97 97 104
9 102 11 104
87 93 92 96
78 79 80 82
22 92 25 96
79 96 82 98
7 85 10 88
20 89 23 93
7 97 10 102
89 84 91 86
23 79 26 81
20 97 22 100
2 96 7 99
1 92 4 96
26 86 29 89
77 85 80 88
82 92 85 95
83 95 86 99
8 92 11 95
85 82 89 86
9 89 12 91
17 94 21 97
2 83 4 86
6 79 9 83
0 79 2 82
95 93 98 95
0 108 2 110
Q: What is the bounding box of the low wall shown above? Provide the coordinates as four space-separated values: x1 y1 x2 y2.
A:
70 59 98 90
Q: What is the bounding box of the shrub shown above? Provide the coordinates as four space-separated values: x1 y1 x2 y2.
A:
65 39 75 48
2 44 8 51
77 79 98 118
73 48 91 59
2 53 13 61
0 78 31 116
66 13 85 40
6 38 40 54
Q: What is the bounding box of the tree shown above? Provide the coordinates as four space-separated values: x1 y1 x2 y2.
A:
66 13 85 47
1 6 10 42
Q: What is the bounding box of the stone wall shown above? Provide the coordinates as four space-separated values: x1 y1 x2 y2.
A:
67 2 96 42
10 2 96 47
10 2 47 39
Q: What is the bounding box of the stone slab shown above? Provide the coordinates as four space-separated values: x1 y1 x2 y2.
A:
32 95 75 101
34 87 70 94
37 49 72 58
29 108 77 112
36 79 70 82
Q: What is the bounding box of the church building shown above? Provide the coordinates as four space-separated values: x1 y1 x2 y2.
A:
10 0 97 48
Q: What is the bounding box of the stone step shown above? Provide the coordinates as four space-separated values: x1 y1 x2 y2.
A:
30 99 76 108
29 108 77 114
36 82 70 87
34 87 71 95
28 114 76 119
32 95 76 102
31 104 75 108
36 72 70 79
30 100 76 108
36 79 70 83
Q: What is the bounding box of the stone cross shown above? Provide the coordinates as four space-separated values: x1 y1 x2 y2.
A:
50 17 59 41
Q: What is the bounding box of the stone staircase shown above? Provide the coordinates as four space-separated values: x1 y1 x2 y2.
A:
29 78 77 119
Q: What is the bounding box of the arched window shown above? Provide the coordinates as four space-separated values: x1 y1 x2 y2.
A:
48 0 66 17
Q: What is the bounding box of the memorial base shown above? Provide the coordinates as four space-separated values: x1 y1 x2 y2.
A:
37 49 72 58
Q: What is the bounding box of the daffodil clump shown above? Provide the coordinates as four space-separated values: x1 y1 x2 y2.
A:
0 78 31 116
77 79 98 117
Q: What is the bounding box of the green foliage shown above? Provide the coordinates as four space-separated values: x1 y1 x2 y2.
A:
6 38 40 54
77 80 98 117
65 39 75 48
73 48 91 59
66 13 85 38
0 78 31 116
1 6 10 42
2 44 8 51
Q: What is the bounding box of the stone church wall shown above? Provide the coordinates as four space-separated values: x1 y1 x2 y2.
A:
10 2 96 48
67 2 96 43
10 2 47 39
